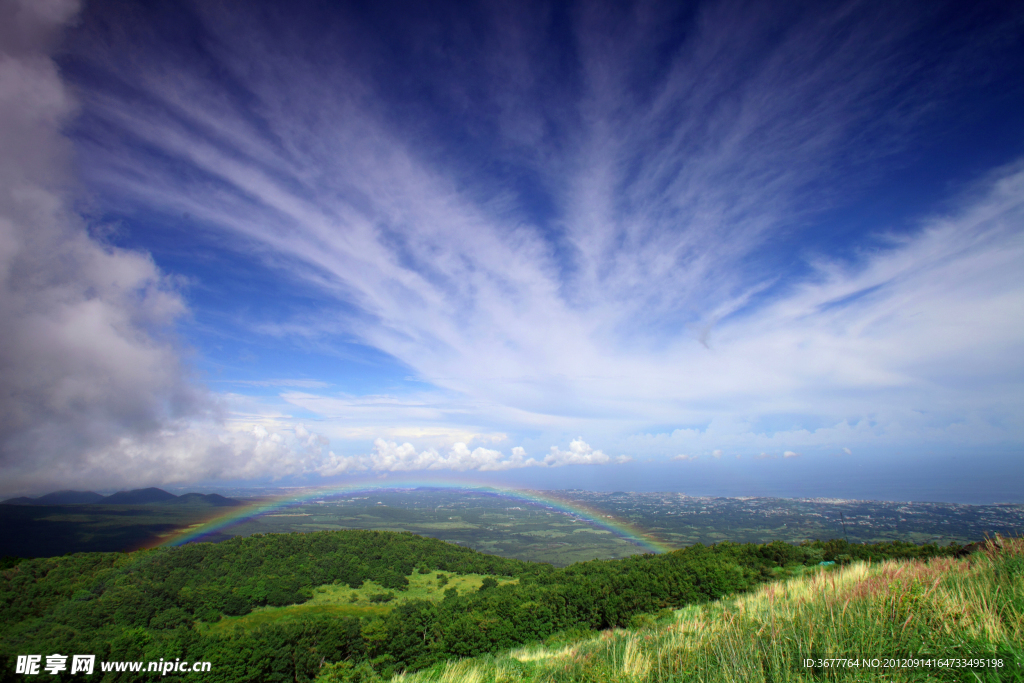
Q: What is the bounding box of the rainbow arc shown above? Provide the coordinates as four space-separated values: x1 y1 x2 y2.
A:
158 480 674 554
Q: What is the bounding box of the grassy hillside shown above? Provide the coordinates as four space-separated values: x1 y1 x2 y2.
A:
206 571 518 635
384 538 1023 683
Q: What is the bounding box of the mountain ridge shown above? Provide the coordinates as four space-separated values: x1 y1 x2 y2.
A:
1 487 240 506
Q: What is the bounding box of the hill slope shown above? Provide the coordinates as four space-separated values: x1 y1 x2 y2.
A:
388 537 1023 683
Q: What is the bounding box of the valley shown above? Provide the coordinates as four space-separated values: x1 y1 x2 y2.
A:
3 487 1022 564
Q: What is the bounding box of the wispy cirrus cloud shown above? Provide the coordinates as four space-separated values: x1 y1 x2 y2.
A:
3 0 1020 493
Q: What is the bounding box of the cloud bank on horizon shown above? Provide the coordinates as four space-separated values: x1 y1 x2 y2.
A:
0 0 1022 498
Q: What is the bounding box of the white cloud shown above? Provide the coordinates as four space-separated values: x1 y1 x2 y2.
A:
673 454 698 462
544 438 610 466
843 447 853 455
783 451 801 458
323 439 502 475
316 450 367 477
317 438 627 474
307 436 622 475
5 419 341 493
712 450 724 459
363 439 522 473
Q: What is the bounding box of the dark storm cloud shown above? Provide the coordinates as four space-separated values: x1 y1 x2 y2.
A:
0 0 213 492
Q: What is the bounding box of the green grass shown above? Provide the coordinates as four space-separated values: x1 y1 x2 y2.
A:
208 570 518 635
206 604 388 634
379 538 1023 683
308 571 518 608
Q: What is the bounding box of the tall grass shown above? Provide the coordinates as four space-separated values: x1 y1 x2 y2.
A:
388 538 1023 683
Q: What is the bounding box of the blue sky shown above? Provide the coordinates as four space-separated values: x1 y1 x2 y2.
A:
1 0 1022 501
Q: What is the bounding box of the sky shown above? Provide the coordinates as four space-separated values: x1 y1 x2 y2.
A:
0 0 1022 502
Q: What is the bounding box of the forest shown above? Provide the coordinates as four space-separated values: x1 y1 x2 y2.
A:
0 530 964 682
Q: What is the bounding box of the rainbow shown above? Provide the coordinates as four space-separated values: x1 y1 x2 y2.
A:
157 480 674 554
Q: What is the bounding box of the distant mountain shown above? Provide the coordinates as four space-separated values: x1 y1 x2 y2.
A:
100 487 178 505
37 490 106 505
2 487 241 507
2 490 104 505
169 492 242 507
